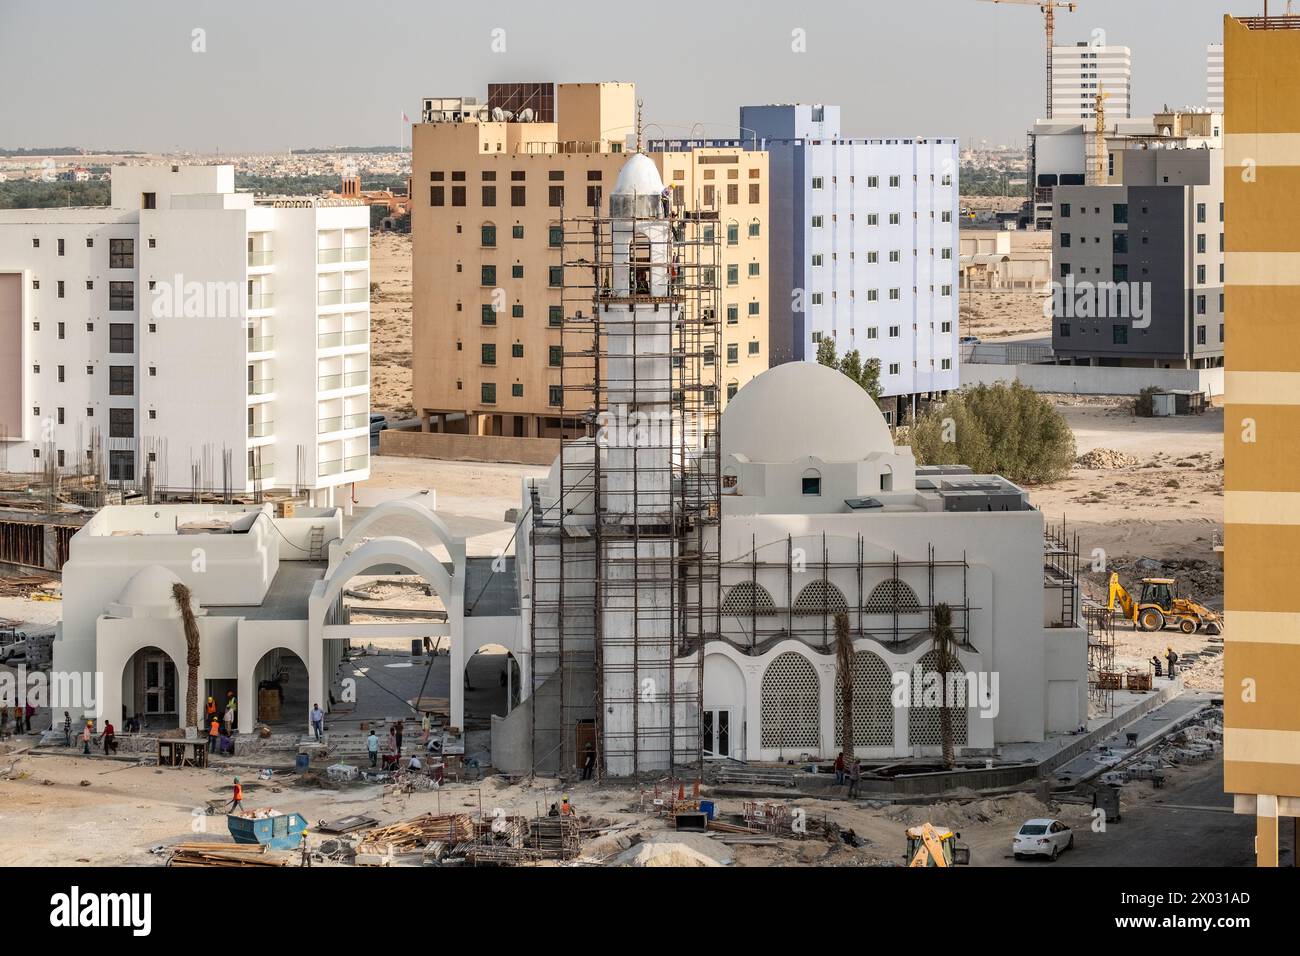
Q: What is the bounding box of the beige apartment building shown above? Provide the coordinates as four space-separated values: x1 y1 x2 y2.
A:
411 82 767 439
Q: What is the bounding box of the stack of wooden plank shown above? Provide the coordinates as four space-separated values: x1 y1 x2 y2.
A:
355 812 474 857
167 843 292 867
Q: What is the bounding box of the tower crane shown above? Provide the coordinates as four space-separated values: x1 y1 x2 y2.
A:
979 0 1079 119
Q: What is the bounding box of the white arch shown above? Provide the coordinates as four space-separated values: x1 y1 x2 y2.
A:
330 494 465 571
322 536 456 611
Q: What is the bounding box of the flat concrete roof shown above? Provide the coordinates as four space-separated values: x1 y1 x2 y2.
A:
205 561 325 621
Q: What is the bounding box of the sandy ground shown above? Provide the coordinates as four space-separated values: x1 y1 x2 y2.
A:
1021 396 1224 690
369 231 413 418
959 226 1053 341
0 734 1205 867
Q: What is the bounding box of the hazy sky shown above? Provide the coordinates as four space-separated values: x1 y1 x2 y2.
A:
0 0 1238 153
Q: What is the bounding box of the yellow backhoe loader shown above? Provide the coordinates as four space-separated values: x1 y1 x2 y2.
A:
1106 572 1223 635
905 823 970 867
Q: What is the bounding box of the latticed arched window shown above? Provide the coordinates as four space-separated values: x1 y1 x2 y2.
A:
793 579 849 616
834 651 896 749
865 578 922 614
760 652 820 749
906 649 969 747
721 580 777 616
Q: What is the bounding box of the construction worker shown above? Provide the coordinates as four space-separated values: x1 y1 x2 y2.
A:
367 729 379 767
81 720 93 755
225 691 237 735
62 711 72 748
100 720 117 755
229 777 244 813
1151 655 1163 678
310 703 324 742
847 759 862 799
1166 647 1179 678
205 696 217 723
208 715 221 753
581 741 595 780
560 795 574 817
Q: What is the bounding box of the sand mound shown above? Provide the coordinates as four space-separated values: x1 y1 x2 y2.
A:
1076 448 1139 469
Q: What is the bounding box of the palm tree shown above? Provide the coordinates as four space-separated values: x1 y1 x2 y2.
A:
930 602 958 770
834 612 854 763
172 582 201 731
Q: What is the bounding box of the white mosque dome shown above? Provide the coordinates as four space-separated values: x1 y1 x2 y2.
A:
612 152 665 197
106 565 200 620
721 362 895 463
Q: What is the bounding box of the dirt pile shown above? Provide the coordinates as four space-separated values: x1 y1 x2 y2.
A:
1075 448 1139 469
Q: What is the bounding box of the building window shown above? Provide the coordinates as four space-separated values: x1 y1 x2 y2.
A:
481 304 497 326
548 185 564 207
108 281 134 311
109 323 133 353
511 264 524 279
511 186 526 206
888 363 900 375
727 222 739 245
451 186 466 206
748 341 760 355
109 238 134 268
481 383 496 404
549 385 562 407
510 383 523 398
727 305 739 324
1059 322 1071 337
109 407 134 439
1196 325 1207 345
748 302 760 316
431 186 444 206
727 265 738 286
748 262 760 277
512 225 525 240
1060 202 1071 218
1112 324 1128 345
481 186 496 206
511 343 524 358
481 343 496 366
548 305 563 327
549 346 562 367
109 450 134 481
801 468 822 496
1113 203 1128 224
481 265 496 286
548 226 563 248
749 220 760 237
727 343 738 364
481 224 496 247
511 303 524 319
1060 233 1071 248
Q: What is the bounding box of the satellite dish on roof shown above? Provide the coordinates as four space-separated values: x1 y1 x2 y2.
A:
518 108 535 123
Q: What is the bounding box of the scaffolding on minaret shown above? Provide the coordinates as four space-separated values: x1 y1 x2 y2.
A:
528 157 720 778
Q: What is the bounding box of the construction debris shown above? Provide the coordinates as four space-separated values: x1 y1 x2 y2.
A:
354 812 475 860
167 843 293 867
1075 448 1139 469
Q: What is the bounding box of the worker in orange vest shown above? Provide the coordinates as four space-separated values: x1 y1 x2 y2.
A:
205 696 217 721
560 795 574 817
229 777 244 813
208 716 221 753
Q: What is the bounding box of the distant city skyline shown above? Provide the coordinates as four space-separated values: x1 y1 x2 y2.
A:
0 0 1237 153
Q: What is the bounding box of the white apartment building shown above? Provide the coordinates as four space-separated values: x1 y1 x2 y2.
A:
1051 42 1132 120
736 105 961 426
1207 42 1224 113
0 165 371 506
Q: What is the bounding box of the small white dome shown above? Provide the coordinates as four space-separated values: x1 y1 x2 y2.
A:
721 362 895 463
107 565 199 620
612 153 665 197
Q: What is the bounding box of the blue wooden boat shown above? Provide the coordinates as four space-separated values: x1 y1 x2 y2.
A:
227 811 307 850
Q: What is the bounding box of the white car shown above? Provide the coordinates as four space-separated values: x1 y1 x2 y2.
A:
1013 818 1073 861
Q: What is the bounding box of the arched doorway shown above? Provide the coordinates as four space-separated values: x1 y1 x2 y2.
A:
250 647 309 729
464 643 518 729
121 646 179 731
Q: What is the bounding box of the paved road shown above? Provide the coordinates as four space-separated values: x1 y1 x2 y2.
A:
982 761 1257 867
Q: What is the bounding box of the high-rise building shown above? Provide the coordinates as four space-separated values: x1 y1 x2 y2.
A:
1050 142 1224 369
1050 42 1132 121
734 104 960 424
0 165 371 504
1222 13 1300 868
1207 42 1224 113
410 82 768 441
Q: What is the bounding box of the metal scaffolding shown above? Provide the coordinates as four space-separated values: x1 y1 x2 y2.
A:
528 187 720 778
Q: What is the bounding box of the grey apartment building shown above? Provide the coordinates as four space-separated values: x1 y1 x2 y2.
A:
1051 147 1224 368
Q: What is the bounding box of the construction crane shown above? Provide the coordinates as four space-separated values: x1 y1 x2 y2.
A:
1089 86 1109 185
979 0 1079 119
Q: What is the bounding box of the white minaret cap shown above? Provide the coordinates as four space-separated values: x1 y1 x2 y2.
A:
612 153 665 197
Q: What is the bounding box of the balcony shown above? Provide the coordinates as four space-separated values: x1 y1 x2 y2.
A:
247 378 274 396
248 463 274 481
317 289 342 306
317 248 343 264
318 412 368 434
343 287 367 304
247 250 273 267
317 453 369 477
317 329 368 349
344 246 368 262
247 292 274 310
247 335 274 353
248 420 274 439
